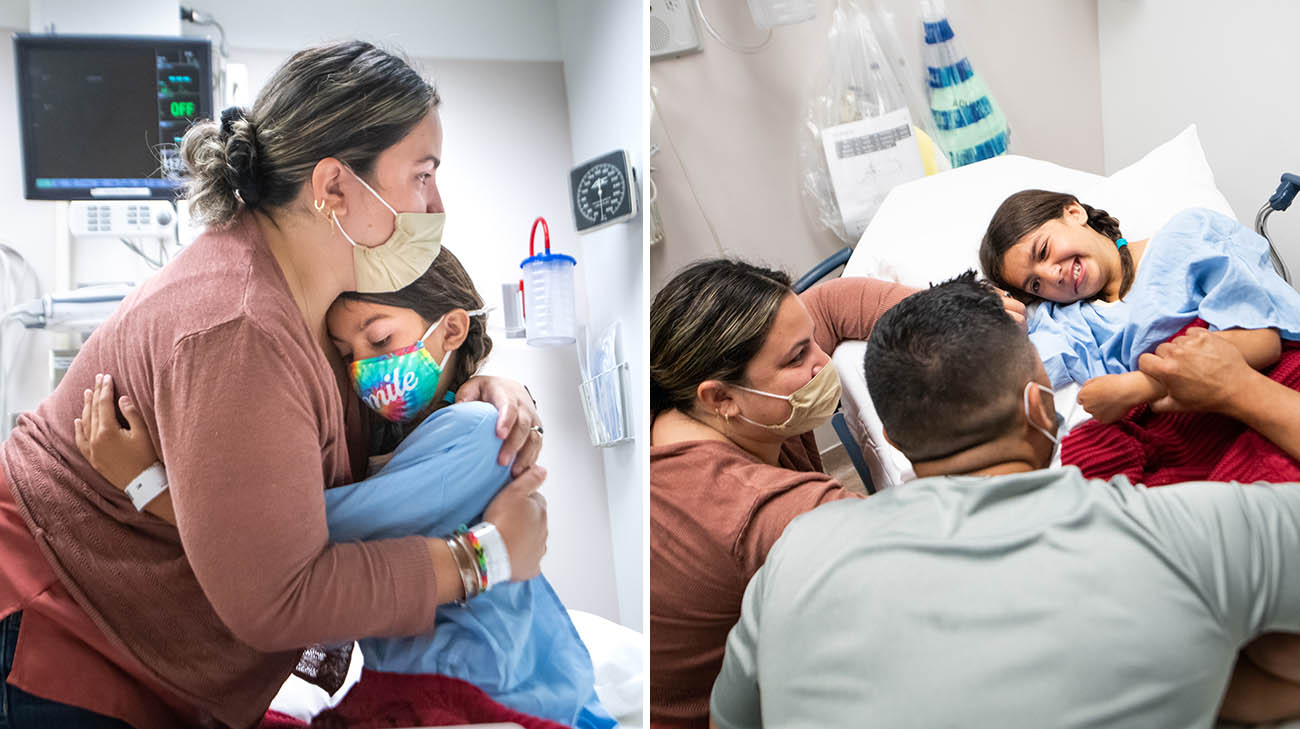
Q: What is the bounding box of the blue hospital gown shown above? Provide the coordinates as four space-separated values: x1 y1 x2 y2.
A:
1027 208 1300 388
324 401 616 729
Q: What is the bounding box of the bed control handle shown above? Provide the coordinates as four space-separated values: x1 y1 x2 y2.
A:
1269 173 1300 212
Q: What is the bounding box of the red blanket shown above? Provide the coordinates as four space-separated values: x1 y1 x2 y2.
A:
1061 321 1300 486
258 669 572 729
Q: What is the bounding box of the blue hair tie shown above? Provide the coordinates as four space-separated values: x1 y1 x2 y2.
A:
1115 237 1128 249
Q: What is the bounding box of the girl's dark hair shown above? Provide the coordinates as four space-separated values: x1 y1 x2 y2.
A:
181 40 439 228
979 189 1134 302
337 247 490 395
651 259 793 416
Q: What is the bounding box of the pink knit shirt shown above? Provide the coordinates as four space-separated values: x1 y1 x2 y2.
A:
0 214 440 727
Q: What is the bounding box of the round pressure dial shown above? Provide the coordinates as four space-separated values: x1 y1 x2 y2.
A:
575 162 627 224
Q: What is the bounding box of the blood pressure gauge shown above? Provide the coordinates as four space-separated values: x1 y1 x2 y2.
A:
569 149 639 233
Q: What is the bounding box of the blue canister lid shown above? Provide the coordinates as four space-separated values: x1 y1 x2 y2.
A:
520 251 577 268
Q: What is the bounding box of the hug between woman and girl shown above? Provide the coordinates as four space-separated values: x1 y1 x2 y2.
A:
78 244 613 728
650 189 1300 728
0 40 611 729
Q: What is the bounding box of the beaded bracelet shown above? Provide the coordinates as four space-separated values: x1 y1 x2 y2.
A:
457 525 490 593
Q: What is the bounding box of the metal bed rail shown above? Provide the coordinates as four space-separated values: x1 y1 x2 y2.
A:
1255 172 1299 284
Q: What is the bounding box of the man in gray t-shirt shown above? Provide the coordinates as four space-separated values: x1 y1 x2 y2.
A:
710 272 1300 729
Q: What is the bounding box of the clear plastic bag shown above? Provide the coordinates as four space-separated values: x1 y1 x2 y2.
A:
799 0 935 242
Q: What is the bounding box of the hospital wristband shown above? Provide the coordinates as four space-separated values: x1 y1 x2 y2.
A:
470 522 512 590
124 462 168 512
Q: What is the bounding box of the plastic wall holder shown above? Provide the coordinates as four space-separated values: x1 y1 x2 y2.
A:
578 361 632 447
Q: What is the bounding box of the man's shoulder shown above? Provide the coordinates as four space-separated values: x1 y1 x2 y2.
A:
776 468 1123 546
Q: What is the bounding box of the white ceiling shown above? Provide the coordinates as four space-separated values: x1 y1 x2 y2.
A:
6 0 563 62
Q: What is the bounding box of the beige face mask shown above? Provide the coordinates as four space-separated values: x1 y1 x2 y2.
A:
731 361 843 438
332 168 444 293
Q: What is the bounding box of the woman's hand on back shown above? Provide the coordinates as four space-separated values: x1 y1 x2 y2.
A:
484 464 549 581
457 375 543 476
74 374 160 488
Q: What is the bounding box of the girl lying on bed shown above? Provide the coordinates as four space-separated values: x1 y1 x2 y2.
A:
978 189 1300 424
74 248 615 729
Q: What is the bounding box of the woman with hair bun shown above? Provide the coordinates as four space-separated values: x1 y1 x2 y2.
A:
0 40 546 726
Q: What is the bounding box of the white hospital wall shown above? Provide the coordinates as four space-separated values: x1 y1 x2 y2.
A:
556 0 646 630
1097 0 1300 284
0 1 626 623
649 0 1104 292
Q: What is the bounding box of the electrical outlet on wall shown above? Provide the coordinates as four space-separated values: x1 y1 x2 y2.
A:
650 0 701 60
225 62 249 108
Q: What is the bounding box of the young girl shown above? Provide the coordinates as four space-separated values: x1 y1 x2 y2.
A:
978 190 1300 423
75 249 615 729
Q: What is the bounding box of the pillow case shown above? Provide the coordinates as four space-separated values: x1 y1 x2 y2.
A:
842 125 1234 287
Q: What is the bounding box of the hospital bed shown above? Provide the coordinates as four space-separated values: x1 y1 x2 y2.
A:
269 609 645 727
826 125 1297 494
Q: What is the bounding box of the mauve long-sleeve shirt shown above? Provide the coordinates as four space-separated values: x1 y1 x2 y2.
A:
0 213 440 728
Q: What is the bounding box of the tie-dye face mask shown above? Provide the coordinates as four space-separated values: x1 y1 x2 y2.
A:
351 318 450 423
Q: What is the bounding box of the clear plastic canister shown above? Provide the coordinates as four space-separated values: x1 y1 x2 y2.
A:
520 252 577 346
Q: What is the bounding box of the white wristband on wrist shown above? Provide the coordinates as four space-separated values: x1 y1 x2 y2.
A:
124 462 168 511
471 522 513 590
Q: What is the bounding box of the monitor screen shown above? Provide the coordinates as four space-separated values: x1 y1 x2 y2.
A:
15 34 213 201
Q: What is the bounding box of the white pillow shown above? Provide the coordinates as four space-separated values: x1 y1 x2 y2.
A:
842 124 1234 286
567 609 644 722
1078 126 1235 242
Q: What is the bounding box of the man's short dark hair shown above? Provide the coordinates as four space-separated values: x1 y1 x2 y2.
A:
865 270 1037 462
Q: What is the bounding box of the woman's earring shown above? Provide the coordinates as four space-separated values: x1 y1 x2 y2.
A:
313 199 327 216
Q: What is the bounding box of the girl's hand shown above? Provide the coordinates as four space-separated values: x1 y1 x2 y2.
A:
483 465 548 582
1077 371 1165 424
992 287 1027 328
74 374 160 489
1138 327 1253 416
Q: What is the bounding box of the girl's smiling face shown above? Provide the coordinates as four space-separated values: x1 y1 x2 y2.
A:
999 202 1117 303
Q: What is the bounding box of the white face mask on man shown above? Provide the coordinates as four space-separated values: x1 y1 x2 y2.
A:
1023 381 1069 464
331 166 444 293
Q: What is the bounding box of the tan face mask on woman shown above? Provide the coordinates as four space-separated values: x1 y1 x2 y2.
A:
332 167 444 293
730 361 843 438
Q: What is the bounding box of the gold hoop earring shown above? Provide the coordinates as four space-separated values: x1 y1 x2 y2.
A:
313 199 327 215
